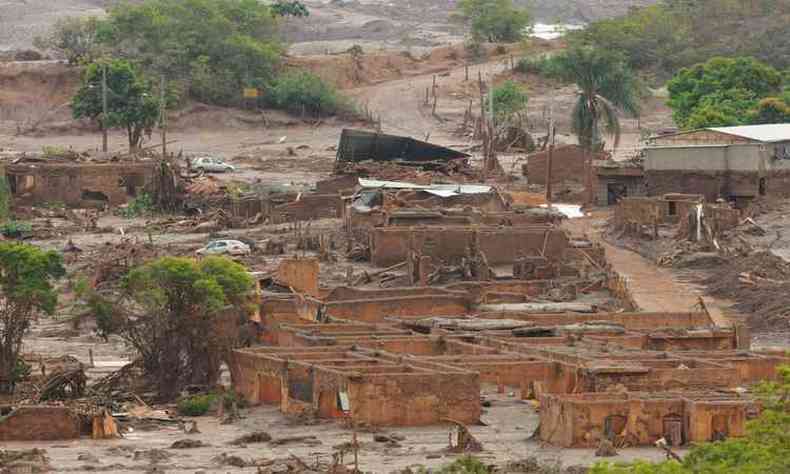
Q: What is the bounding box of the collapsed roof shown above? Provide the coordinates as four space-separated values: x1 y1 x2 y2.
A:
336 129 470 164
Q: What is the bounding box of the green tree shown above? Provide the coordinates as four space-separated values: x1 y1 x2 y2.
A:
97 0 282 105
667 57 783 128
456 0 532 43
558 47 640 151
72 59 160 152
115 256 254 399
33 16 102 65
492 80 529 124
270 0 309 17
0 243 65 394
750 95 790 124
591 365 790 474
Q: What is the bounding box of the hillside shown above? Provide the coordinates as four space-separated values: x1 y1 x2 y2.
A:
0 0 659 55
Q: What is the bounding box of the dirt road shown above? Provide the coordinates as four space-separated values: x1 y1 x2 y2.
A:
563 212 734 326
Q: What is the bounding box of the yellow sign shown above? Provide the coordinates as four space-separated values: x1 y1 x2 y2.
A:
243 88 259 98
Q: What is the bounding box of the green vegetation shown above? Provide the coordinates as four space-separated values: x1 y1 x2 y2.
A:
569 0 790 80
515 55 567 80
34 16 102 65
0 221 32 239
119 193 155 219
667 57 786 129
555 47 640 151
0 175 11 223
434 456 491 473
592 365 790 474
177 393 217 416
270 0 309 17
0 243 65 394
97 0 281 89
104 256 254 399
51 0 348 117
455 0 532 43
72 59 160 152
265 71 347 117
492 80 528 124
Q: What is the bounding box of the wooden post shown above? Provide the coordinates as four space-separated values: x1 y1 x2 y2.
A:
465 63 469 81
101 65 108 153
160 75 167 158
89 348 95 368
545 142 554 203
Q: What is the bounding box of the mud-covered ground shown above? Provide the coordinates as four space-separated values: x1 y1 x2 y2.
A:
0 0 658 54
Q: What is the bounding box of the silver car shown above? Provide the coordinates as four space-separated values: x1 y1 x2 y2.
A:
196 240 251 256
190 157 236 173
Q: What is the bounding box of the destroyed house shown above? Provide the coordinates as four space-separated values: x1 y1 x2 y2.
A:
5 160 157 207
336 129 469 165
645 123 790 203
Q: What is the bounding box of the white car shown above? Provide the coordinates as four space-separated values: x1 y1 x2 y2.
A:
190 157 236 173
196 240 251 256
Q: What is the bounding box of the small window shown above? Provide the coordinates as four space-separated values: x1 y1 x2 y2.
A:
668 201 677 216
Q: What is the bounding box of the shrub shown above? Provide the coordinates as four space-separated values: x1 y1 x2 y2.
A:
119 193 154 218
0 175 10 222
515 55 567 80
492 80 528 123
0 221 32 239
266 71 346 117
12 359 31 385
33 16 101 65
177 394 217 416
435 456 491 473
455 0 532 43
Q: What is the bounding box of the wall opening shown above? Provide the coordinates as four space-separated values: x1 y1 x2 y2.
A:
81 190 109 202
711 414 729 441
758 178 766 196
668 201 677 216
663 415 683 446
607 183 628 206
603 414 627 440
287 374 313 403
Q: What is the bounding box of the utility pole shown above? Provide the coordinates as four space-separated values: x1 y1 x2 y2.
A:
160 75 167 158
101 65 108 153
545 95 555 203
586 117 597 207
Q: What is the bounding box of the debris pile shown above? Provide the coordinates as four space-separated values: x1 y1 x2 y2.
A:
700 251 790 331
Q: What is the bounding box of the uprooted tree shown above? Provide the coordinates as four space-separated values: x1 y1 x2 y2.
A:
98 256 254 399
0 243 65 394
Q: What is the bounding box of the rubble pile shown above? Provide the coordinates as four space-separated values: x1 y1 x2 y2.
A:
700 251 790 331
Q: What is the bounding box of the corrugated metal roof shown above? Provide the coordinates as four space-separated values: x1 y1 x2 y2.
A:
708 124 790 143
357 178 492 196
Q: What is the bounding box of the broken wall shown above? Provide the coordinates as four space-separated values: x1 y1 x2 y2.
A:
6 162 156 207
370 226 568 267
277 258 320 297
0 406 81 441
270 193 343 223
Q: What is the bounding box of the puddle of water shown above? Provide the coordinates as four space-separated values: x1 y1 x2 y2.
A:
530 23 585 40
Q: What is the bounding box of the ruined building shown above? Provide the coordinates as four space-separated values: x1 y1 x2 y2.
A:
645 123 790 204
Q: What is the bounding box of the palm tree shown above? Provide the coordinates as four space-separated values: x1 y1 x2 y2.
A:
559 47 640 204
